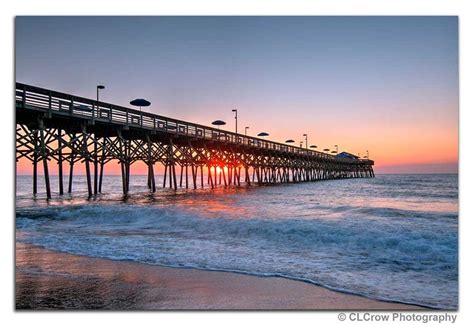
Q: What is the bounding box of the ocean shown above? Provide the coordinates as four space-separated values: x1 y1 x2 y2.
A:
15 173 458 309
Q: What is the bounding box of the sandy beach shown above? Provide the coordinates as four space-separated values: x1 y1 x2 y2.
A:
15 242 423 310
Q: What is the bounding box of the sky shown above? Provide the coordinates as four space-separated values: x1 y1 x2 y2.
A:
15 16 458 174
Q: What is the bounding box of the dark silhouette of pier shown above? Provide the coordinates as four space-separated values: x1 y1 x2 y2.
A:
16 83 374 198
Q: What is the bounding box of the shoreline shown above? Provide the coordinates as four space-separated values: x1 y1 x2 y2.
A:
16 242 424 310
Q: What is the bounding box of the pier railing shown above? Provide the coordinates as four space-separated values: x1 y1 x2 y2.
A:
16 82 369 165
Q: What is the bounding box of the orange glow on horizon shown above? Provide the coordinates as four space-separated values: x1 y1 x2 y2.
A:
15 107 458 175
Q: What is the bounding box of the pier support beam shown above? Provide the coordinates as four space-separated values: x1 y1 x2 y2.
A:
98 138 106 193
32 129 38 196
38 121 51 199
82 125 93 198
68 152 74 193
17 123 374 197
58 129 64 195
94 134 98 195
146 134 156 193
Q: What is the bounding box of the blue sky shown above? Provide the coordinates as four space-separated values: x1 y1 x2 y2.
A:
16 16 458 172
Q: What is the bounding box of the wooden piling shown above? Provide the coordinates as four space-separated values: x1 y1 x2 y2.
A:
93 135 98 194
169 164 173 189
98 138 106 193
208 166 214 189
150 164 156 192
222 167 228 187
121 161 127 194
146 135 156 193
82 127 92 197
117 130 128 195
256 167 261 185
68 152 74 193
39 125 51 199
214 166 218 187
33 129 38 196
191 165 197 189
236 167 241 186
58 129 64 195
185 165 189 189
126 161 130 193
163 163 168 188
172 163 178 190
200 165 204 188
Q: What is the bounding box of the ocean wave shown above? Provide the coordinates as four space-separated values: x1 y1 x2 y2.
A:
16 201 458 309
352 206 458 220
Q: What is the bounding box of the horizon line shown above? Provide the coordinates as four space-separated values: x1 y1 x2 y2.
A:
16 172 459 177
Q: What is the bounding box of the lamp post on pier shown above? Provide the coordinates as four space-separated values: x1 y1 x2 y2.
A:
232 109 238 134
245 126 249 136
96 85 105 102
303 134 308 149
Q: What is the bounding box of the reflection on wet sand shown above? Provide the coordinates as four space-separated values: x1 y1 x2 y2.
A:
16 243 421 310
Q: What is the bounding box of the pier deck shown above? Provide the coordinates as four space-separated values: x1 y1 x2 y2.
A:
16 82 374 198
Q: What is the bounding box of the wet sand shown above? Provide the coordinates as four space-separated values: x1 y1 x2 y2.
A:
15 243 423 310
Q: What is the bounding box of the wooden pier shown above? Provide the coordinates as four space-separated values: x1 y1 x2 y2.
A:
15 82 375 198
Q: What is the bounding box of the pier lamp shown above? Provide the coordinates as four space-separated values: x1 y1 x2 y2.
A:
212 120 226 130
303 134 308 149
130 98 151 112
245 126 249 136
299 141 303 148
335 144 339 153
96 85 105 102
232 109 238 134
257 132 269 148
366 150 369 159
129 98 151 126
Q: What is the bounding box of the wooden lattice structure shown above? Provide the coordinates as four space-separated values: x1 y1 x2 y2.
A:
16 83 374 198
